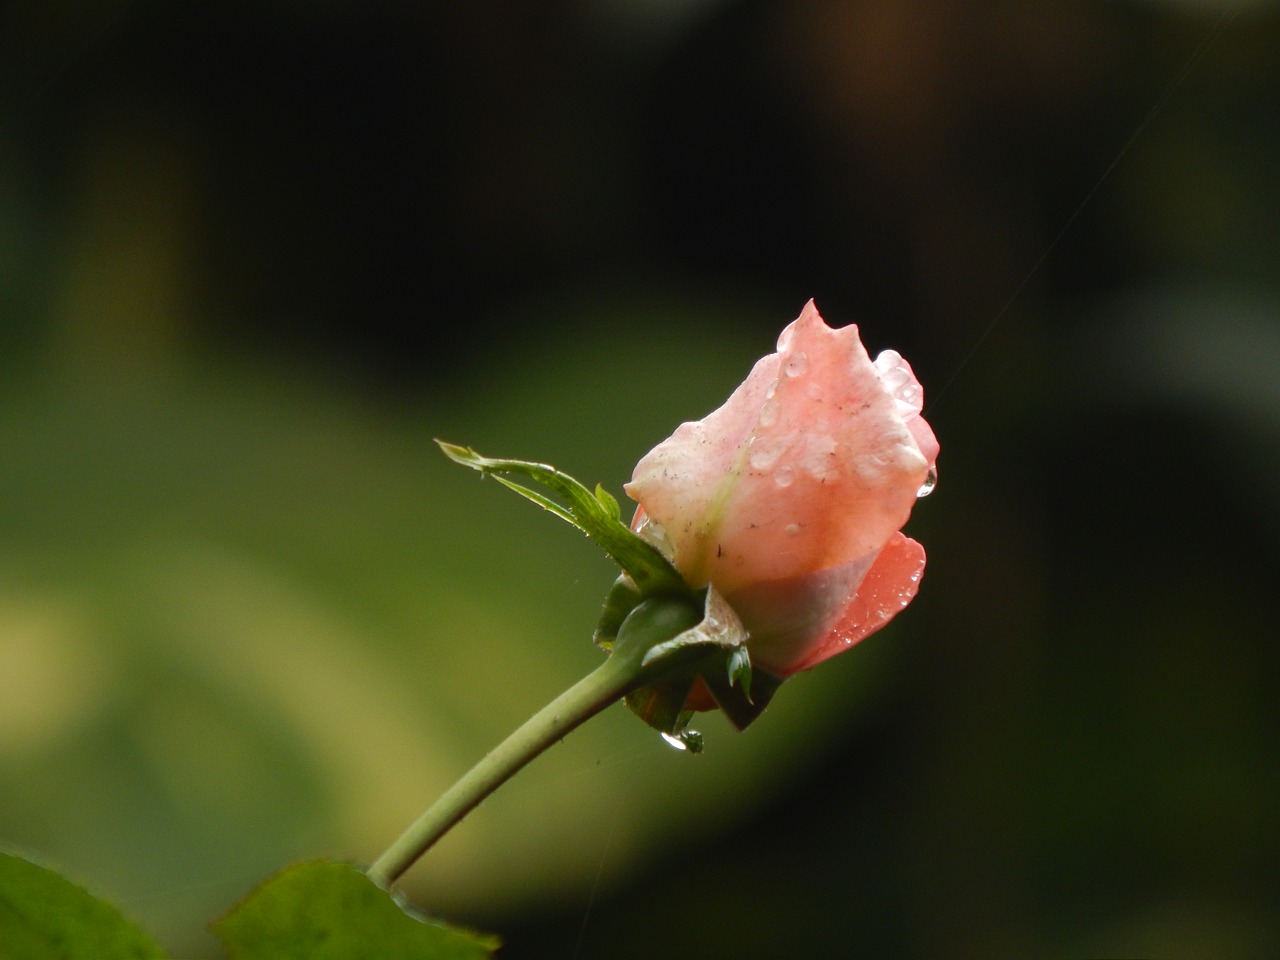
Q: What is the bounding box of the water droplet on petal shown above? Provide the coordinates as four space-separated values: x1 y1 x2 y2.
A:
916 468 937 498
783 351 808 378
764 379 778 401
636 515 673 558
749 440 783 471
758 397 780 427
876 350 909 385
773 465 794 488
896 380 923 407
784 522 802 535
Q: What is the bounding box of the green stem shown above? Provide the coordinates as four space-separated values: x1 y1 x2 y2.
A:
366 596 703 889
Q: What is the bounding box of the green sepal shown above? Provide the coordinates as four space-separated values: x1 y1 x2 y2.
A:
594 574 642 650
726 645 753 702
696 654 785 731
616 586 753 742
437 442 688 598
625 674 696 733
610 592 708 670
636 584 747 668
625 623 783 734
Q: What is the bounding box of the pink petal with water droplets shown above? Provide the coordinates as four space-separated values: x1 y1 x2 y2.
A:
626 300 936 681
783 532 926 675
627 301 929 593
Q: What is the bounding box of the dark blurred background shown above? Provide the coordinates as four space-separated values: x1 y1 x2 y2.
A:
2 0 1278 957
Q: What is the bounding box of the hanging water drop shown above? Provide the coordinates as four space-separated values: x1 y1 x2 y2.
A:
917 468 937 498
660 729 704 754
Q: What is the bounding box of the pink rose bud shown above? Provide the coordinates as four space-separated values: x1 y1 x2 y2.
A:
625 301 938 680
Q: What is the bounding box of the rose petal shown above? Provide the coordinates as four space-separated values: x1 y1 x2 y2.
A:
875 349 939 474
626 301 936 686
721 552 876 676
783 531 926 675
626 301 930 599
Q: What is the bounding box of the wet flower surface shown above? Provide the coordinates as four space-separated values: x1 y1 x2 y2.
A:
626 301 938 679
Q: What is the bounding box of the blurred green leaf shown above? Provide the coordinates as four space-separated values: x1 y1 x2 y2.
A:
213 860 497 960
0 851 165 960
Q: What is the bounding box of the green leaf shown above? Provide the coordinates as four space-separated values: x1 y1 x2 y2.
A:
436 441 688 597
213 860 497 960
0 850 165 960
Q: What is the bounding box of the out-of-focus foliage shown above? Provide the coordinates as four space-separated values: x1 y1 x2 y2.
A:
0 851 164 959
214 860 498 960
0 295 869 955
1 0 1278 958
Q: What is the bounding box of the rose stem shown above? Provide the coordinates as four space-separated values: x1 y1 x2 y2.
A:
365 596 702 889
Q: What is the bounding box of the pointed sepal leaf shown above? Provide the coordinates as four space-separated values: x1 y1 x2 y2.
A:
436 442 688 597
214 860 497 960
637 585 747 668
697 657 784 731
593 574 642 650
726 645 753 702
0 850 165 959
624 676 697 736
